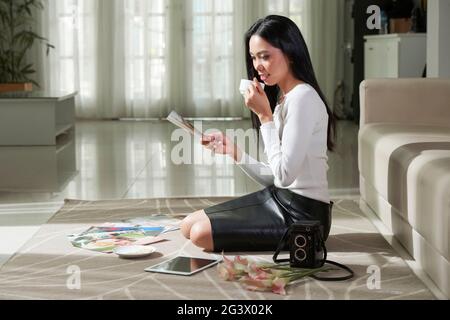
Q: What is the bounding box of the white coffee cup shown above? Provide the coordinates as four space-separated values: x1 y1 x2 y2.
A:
239 79 265 96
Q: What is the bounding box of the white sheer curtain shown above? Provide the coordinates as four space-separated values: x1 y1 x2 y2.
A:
38 0 167 118
36 0 101 118
301 0 345 110
35 0 257 118
34 0 343 118
267 0 345 109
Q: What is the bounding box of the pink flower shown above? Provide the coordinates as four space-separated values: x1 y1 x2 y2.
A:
239 275 289 295
235 255 249 265
222 253 234 268
248 263 274 280
217 253 248 281
217 254 329 295
272 277 289 295
217 262 237 281
239 276 274 292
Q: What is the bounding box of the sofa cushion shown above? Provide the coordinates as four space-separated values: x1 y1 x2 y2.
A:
359 123 450 259
359 124 450 202
408 154 450 259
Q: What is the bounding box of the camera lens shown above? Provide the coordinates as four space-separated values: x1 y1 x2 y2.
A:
294 248 306 261
294 234 306 248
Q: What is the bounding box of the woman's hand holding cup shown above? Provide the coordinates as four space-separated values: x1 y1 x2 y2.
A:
241 78 272 124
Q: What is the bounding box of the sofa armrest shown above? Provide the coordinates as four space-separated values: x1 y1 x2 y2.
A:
359 78 450 127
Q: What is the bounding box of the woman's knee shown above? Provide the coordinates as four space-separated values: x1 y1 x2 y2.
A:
190 220 213 251
180 209 207 239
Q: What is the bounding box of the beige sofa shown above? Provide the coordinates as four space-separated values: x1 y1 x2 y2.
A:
358 78 450 299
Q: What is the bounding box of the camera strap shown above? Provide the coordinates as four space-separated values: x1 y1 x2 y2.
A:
273 224 354 282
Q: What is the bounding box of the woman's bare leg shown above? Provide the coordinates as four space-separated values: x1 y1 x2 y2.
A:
189 219 214 252
180 209 214 251
180 209 208 239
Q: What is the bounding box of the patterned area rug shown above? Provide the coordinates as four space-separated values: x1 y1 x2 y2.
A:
0 197 435 300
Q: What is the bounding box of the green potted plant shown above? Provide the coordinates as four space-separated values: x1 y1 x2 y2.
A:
0 0 54 93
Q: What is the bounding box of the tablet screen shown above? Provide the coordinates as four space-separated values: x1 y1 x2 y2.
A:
145 256 221 276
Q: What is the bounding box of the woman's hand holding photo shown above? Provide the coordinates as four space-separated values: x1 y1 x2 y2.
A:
201 132 242 162
244 77 273 124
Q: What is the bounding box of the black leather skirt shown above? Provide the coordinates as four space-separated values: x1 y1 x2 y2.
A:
204 185 332 252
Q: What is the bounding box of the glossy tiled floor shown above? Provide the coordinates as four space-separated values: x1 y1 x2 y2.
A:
0 119 359 265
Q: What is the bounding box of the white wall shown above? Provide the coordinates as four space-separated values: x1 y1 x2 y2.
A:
427 0 450 78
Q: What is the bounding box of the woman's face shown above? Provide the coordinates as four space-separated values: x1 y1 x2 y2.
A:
249 35 292 87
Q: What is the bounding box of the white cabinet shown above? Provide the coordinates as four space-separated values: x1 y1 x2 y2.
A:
364 34 427 79
0 91 76 146
0 130 77 192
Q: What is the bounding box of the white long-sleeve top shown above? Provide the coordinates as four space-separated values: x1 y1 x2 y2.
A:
236 83 330 204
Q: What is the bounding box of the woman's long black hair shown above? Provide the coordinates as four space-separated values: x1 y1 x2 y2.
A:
245 15 336 152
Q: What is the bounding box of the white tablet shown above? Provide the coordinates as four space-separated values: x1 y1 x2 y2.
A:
144 256 221 276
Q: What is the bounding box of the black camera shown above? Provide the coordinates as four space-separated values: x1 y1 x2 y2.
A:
274 220 355 281
288 221 325 268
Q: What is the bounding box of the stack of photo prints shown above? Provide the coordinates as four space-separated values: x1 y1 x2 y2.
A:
67 216 180 253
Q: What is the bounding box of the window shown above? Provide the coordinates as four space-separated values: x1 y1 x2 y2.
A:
267 0 304 29
190 0 233 101
54 0 97 101
49 0 306 118
125 0 167 101
56 0 77 92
